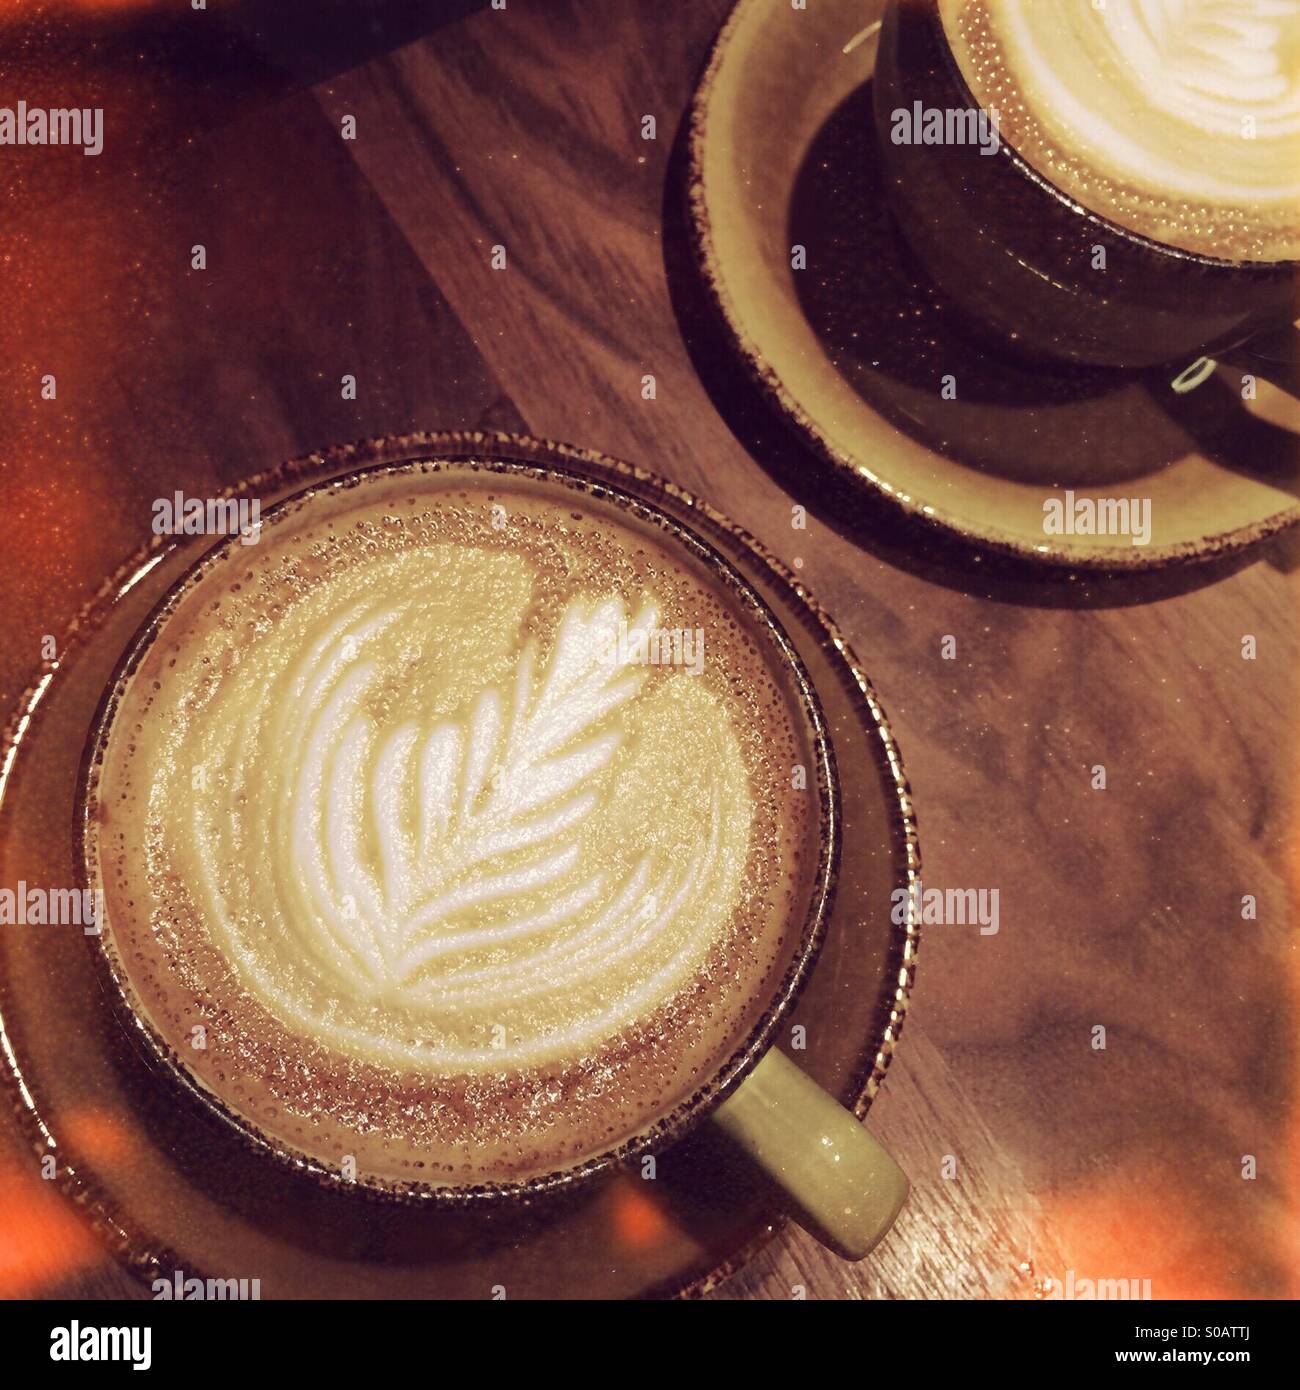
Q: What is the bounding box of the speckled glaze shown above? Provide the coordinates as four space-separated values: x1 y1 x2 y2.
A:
0 432 921 1299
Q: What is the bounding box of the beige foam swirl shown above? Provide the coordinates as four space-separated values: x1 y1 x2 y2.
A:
161 548 754 1074
941 0 1300 260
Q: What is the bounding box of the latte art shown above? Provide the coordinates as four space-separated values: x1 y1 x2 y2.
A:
940 0 1300 261
88 468 822 1186
217 587 747 1072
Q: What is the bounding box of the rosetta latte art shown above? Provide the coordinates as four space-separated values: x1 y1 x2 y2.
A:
193 588 747 1071
92 476 813 1182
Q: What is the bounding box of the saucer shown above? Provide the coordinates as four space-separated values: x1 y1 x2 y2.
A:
0 432 919 1299
687 0 1300 568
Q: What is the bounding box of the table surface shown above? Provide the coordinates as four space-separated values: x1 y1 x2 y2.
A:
0 0 1296 1301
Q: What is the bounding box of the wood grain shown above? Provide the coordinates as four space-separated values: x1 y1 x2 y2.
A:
1 0 1295 1300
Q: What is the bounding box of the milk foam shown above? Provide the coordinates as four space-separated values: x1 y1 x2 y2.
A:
192 577 750 1072
90 472 815 1183
940 0 1300 261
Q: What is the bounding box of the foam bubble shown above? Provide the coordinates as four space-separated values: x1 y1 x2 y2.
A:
941 0 1300 261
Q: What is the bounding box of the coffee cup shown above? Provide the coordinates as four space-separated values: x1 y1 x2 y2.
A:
872 0 1299 383
80 458 908 1261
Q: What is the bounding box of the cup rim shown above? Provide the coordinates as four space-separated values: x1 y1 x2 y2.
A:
77 455 842 1207
915 0 1300 274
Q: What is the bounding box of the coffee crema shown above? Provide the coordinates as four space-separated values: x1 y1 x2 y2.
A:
940 0 1300 262
86 467 822 1187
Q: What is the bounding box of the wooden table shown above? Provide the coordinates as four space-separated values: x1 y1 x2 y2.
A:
1 0 1295 1300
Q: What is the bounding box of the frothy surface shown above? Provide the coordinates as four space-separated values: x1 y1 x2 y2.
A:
88 468 820 1185
940 0 1300 261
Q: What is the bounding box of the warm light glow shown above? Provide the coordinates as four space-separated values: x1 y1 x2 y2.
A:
1039 1176 1249 1301
0 1161 102 1295
611 1178 670 1250
62 1106 135 1165
0 1 162 15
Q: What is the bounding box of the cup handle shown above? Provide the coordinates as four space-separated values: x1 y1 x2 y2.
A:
1172 324 1300 404
709 1047 909 1261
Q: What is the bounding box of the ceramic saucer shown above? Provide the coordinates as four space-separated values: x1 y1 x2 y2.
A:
0 431 919 1299
687 0 1300 568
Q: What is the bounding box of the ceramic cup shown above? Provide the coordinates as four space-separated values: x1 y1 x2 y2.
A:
872 0 1299 383
79 459 909 1261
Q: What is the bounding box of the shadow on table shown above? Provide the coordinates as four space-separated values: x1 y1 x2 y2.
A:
0 1 490 162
